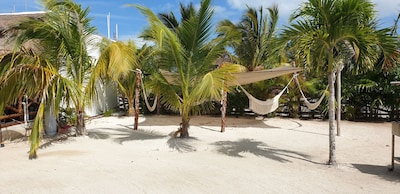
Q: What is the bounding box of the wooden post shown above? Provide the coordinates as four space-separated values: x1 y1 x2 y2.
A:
391 134 395 171
0 122 3 148
134 69 141 130
221 86 227 133
391 122 400 171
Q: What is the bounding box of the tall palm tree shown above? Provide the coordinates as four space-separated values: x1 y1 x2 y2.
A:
158 2 196 31
132 0 244 137
217 5 283 118
217 5 280 71
0 0 96 159
280 0 398 165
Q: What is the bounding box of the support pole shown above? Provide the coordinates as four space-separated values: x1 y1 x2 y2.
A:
134 69 141 130
0 122 3 148
221 89 227 132
391 134 395 171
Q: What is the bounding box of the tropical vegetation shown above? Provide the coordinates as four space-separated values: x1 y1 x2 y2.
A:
132 0 244 137
0 0 398 164
279 0 399 165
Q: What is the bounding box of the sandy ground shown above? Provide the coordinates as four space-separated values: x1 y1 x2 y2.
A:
1 115 400 193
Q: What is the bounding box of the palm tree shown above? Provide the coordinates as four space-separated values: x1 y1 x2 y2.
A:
217 5 280 71
0 0 96 159
132 0 244 137
280 0 398 165
90 40 138 116
158 2 196 31
217 5 285 121
91 40 154 129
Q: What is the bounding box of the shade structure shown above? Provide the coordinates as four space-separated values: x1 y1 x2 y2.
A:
230 66 301 86
161 66 301 86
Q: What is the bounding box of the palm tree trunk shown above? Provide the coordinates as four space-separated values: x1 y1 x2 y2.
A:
336 69 341 136
128 99 135 116
180 114 190 138
156 96 161 115
328 72 337 166
76 109 86 135
134 70 141 130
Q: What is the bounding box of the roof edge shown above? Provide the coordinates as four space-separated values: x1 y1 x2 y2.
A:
0 11 46 16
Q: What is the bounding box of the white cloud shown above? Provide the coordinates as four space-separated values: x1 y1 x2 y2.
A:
227 0 304 12
226 0 399 26
118 33 153 48
371 0 400 18
226 0 305 23
212 4 238 21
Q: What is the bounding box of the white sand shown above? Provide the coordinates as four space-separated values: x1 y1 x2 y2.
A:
1 115 400 193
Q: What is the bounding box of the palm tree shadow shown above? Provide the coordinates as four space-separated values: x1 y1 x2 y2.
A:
352 164 400 182
212 138 322 164
115 130 166 144
88 127 166 144
88 130 111 140
167 136 198 152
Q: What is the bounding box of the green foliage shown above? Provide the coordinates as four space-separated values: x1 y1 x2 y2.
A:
279 0 399 165
0 0 96 158
217 5 280 71
131 0 245 137
59 107 76 126
103 109 115 117
341 65 400 120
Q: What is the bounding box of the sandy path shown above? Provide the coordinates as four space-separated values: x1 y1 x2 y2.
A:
1 115 399 193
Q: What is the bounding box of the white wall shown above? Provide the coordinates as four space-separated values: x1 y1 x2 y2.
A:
85 34 119 116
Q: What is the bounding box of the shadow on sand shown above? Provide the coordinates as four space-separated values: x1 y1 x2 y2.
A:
213 138 323 164
138 115 278 129
88 127 166 144
88 126 198 152
166 136 198 152
1 130 26 142
352 164 400 182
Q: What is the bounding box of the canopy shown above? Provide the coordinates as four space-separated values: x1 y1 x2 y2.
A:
230 66 301 86
161 66 301 86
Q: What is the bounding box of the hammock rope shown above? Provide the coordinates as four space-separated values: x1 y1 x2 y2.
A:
293 74 327 110
138 70 158 112
239 76 294 115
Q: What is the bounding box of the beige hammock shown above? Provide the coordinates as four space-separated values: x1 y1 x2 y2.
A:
239 77 294 115
139 70 158 112
294 75 327 110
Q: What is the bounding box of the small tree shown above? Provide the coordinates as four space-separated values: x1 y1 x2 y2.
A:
132 0 244 137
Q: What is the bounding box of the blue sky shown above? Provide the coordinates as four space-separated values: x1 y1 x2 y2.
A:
1 0 399 42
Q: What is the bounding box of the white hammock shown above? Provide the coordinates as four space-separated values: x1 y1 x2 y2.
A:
139 70 158 112
294 75 327 110
239 77 294 115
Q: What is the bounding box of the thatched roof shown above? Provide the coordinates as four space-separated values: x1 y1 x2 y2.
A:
0 11 45 56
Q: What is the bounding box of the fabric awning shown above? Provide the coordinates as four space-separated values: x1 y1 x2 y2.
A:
230 66 301 86
160 66 301 86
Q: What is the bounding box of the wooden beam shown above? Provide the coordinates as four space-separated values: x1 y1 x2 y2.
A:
0 113 23 120
5 105 21 114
